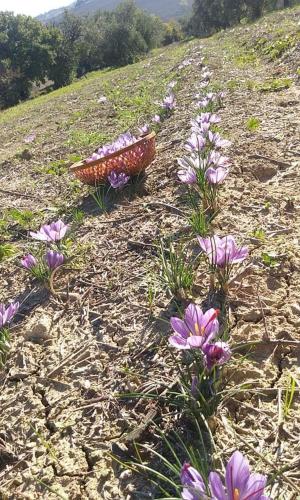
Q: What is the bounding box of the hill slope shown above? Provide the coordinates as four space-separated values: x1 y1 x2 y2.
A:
38 0 193 22
0 6 300 499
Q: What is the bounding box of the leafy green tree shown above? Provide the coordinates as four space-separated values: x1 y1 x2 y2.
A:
0 12 56 107
48 11 83 88
163 20 184 45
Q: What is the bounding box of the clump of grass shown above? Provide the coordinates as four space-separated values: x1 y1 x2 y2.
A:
251 227 265 240
235 52 258 67
257 77 293 92
42 159 68 176
261 251 279 267
226 79 240 91
65 130 110 148
0 243 17 262
246 117 260 132
6 208 36 228
284 374 297 419
157 238 195 298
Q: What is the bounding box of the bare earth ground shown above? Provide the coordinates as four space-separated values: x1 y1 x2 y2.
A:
0 7 300 499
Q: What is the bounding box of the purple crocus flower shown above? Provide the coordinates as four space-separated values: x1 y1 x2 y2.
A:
108 171 130 189
169 304 219 350
168 80 177 89
191 120 211 136
92 133 138 161
195 113 221 125
205 167 229 184
30 220 69 243
209 451 269 500
185 133 206 153
162 93 176 110
208 131 231 149
45 250 65 270
0 302 19 329
197 235 248 267
207 151 231 168
152 114 161 123
178 166 197 184
197 97 210 109
21 254 37 270
178 156 203 171
199 81 209 89
24 133 36 143
180 452 269 500
86 152 102 163
138 124 150 135
181 463 206 500
202 70 212 80
202 342 231 371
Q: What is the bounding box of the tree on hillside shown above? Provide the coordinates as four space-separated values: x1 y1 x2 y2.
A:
163 20 184 45
190 0 267 35
100 0 164 67
0 12 57 107
48 11 83 88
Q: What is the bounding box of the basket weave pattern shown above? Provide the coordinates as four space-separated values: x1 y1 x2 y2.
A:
70 132 156 185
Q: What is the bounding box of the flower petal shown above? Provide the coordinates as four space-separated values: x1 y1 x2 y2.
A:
170 317 190 339
209 471 226 499
168 335 189 349
225 451 250 499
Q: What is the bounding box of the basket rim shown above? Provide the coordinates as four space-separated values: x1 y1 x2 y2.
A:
69 131 156 173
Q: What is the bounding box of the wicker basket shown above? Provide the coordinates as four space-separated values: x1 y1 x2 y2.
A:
69 132 156 185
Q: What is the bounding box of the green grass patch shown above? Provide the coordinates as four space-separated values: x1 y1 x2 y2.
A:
246 117 260 132
257 77 293 92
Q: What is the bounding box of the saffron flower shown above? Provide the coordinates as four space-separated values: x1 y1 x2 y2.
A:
86 152 102 163
197 97 211 109
178 166 197 184
199 80 209 89
21 254 37 270
169 304 219 350
152 114 161 123
185 133 206 153
202 342 231 371
180 463 206 500
197 235 248 267
194 113 221 125
30 220 69 243
178 156 203 172
191 119 211 136
207 151 231 168
168 80 177 89
208 131 231 149
202 70 212 80
205 167 229 184
97 95 107 103
86 133 138 163
24 133 36 143
180 452 269 500
162 93 176 110
108 171 130 189
0 302 19 329
45 250 65 270
138 124 150 135
209 451 269 500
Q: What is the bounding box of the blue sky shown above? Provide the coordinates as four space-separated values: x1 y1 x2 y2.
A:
0 0 72 16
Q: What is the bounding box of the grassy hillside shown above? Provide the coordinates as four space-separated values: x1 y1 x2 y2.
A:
0 6 300 499
38 0 193 22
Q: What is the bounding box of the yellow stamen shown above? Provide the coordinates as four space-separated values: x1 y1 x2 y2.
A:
193 323 206 336
233 488 240 500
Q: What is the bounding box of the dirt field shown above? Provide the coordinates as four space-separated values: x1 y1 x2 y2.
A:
0 7 300 499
